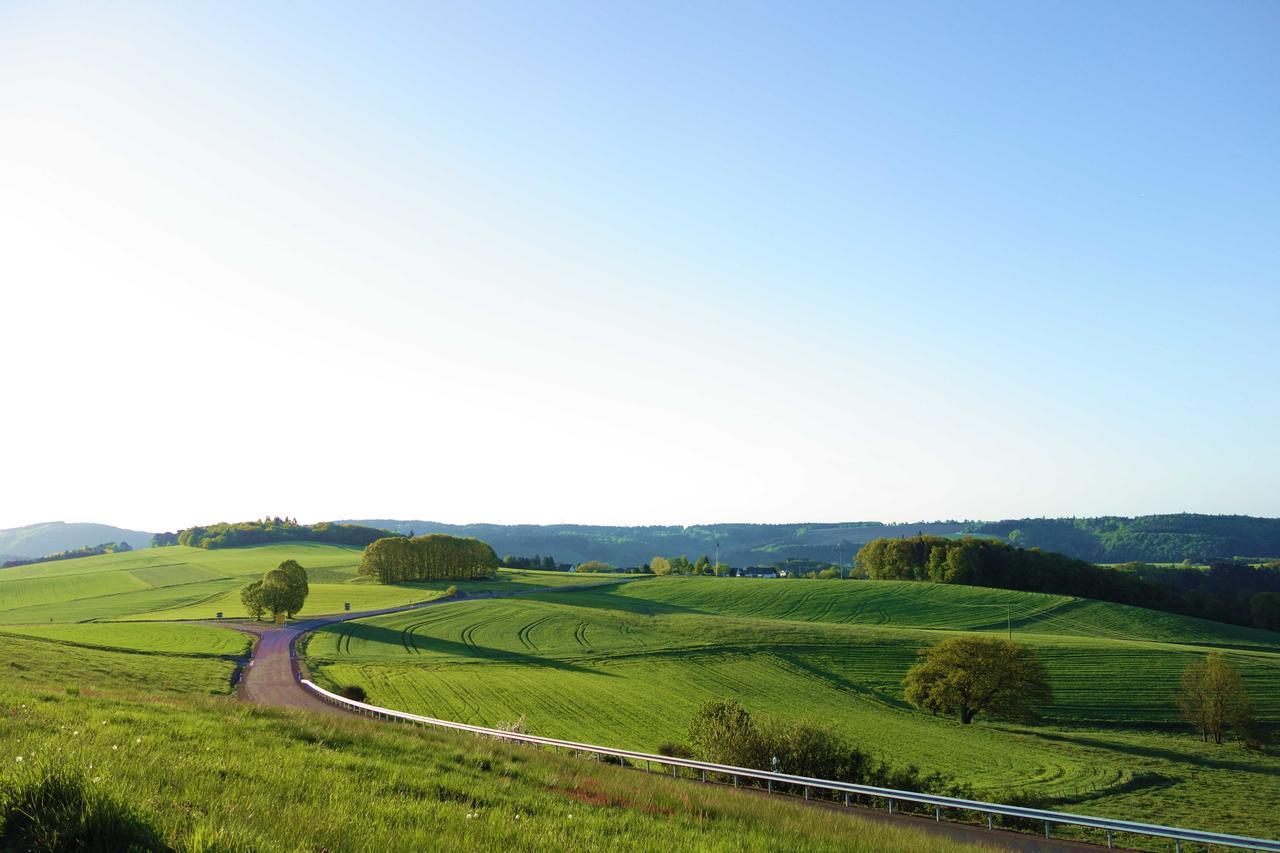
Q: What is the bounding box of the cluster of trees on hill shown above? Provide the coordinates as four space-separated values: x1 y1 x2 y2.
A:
1 541 133 569
856 536 1280 630
651 555 724 576
500 554 561 570
241 560 309 620
972 514 1280 563
177 518 389 550
358 534 498 583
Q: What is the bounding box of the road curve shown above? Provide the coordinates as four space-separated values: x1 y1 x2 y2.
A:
225 582 1103 852
230 582 625 712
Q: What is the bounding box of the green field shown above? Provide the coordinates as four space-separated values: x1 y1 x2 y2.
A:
0 684 983 852
306 577 1280 839
0 625 241 696
0 543 616 624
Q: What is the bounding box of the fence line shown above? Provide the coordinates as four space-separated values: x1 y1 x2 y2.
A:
300 680 1278 852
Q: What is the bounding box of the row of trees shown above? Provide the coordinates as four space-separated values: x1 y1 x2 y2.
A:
500 554 559 570
651 555 726 576
358 534 499 584
855 536 1280 630
241 560 310 620
1 541 133 569
177 519 389 550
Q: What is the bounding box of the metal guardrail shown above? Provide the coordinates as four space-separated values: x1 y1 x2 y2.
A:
301 679 1280 852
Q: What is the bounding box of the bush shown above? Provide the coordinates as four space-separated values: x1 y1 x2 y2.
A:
338 685 368 703
0 764 167 851
656 742 693 758
444 585 458 599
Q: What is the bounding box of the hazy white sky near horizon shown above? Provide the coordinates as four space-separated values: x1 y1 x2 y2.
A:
2 2 1277 532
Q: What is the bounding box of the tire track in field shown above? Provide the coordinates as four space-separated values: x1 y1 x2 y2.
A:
517 614 554 651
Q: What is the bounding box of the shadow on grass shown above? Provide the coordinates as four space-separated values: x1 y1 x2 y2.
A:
1026 729 1273 774
307 621 612 676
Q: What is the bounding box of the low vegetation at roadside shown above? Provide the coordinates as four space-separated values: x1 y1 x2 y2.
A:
0 686 991 852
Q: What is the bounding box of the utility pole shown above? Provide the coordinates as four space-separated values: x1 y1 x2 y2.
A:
715 541 720 574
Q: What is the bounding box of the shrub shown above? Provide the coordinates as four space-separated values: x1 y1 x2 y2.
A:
338 685 368 703
64 687 80 697
444 585 458 599
0 764 167 851
656 742 693 758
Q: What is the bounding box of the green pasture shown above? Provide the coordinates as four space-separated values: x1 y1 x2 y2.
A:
0 543 620 624
0 622 250 657
0 629 239 696
306 577 1280 839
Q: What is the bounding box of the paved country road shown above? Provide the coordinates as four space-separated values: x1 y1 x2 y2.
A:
224 581 1104 852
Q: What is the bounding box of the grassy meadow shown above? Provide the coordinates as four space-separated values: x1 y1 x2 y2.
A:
305 577 1280 839
0 543 615 624
0 667 988 852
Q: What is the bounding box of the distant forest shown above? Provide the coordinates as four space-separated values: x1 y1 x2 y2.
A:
857 535 1280 630
347 514 1280 569
970 515 1280 563
173 518 390 550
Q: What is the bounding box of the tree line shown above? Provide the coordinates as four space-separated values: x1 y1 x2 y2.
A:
177 518 390 550
1 541 133 569
358 534 499 583
500 554 561 570
240 560 310 620
855 535 1280 630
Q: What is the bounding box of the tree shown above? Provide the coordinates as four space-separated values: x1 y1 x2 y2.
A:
651 556 673 576
687 699 760 767
1250 591 1280 631
903 636 1052 724
575 561 613 573
257 561 309 619
1178 652 1255 744
240 580 266 620
694 555 712 575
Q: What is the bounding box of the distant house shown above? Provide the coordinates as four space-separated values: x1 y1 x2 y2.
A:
736 566 778 579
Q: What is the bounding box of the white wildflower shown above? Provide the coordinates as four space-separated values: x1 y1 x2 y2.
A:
14 756 22 763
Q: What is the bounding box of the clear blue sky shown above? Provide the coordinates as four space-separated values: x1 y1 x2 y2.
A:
1 1 1276 530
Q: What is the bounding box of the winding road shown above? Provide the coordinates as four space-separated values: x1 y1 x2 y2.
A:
225 582 1102 852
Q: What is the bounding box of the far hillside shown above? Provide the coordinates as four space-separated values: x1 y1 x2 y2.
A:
0 520 154 559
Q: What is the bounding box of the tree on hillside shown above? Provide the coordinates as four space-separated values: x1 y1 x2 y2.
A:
357 534 498 583
1178 652 1255 744
1250 592 1280 631
650 556 673 576
240 580 266 620
250 560 309 619
575 561 613 573
687 699 760 767
694 555 712 575
903 636 1052 725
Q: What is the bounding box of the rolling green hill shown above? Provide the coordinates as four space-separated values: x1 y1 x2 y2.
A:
305 577 1280 839
0 543 608 624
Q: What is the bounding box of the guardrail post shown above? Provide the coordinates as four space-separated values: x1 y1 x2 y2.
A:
888 799 894 815
1044 822 1050 839
844 792 849 807
1105 829 1112 848
1174 841 1181 853
734 775 738 789
701 770 707 783
804 786 809 801
767 779 772 795
935 806 940 822
987 814 993 831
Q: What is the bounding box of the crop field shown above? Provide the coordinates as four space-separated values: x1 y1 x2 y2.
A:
0 684 986 852
0 543 616 623
306 577 1280 838
0 622 250 657
0 628 239 696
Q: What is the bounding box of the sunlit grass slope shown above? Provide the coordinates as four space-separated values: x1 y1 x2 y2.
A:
0 543 616 623
0 684 988 853
306 577 1280 838
0 625 239 696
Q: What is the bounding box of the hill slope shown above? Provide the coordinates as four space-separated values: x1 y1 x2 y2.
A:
0 520 154 559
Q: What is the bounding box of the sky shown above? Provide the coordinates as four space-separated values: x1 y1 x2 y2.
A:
1 1 1277 532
